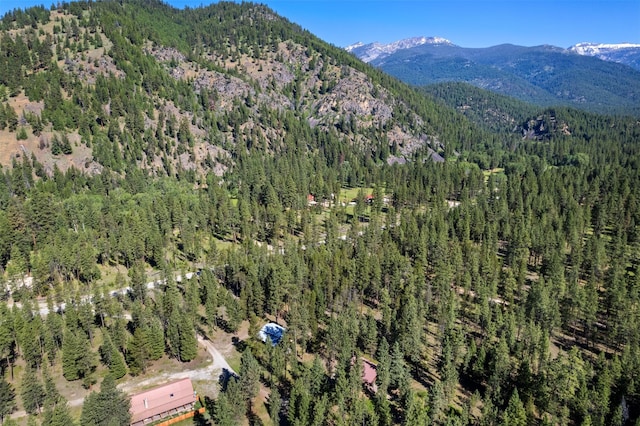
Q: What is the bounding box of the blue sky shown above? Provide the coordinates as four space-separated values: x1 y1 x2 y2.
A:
1 0 638 48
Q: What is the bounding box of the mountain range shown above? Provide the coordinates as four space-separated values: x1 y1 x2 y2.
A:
345 36 453 63
347 37 640 115
347 37 640 71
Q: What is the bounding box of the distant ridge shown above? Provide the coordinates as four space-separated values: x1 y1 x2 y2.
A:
568 42 640 70
346 37 640 115
345 36 453 63
347 36 640 72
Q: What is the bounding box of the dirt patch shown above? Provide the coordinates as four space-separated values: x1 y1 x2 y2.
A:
209 320 249 368
0 124 99 174
117 330 243 401
253 385 271 425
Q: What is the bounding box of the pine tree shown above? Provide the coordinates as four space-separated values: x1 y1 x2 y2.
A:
98 332 114 367
502 388 527 426
213 391 235 426
0 378 16 423
20 366 45 414
375 392 392 426
184 276 200 321
100 333 127 380
267 386 281 425
239 349 261 411
308 356 326 396
289 376 311 425
310 394 328 426
42 365 64 410
41 403 76 426
109 318 128 355
376 337 391 395
166 308 181 359
6 246 27 284
359 313 378 356
178 311 197 362
0 305 16 380
390 341 408 394
126 327 151 376
215 379 243 426
61 331 79 381
203 274 219 332
50 134 62 156
128 261 147 303
266 258 286 323
429 381 447 424
225 295 242 332
80 376 131 426
109 346 128 380
16 126 28 140
44 304 62 362
61 330 95 382
147 321 165 360
60 134 72 155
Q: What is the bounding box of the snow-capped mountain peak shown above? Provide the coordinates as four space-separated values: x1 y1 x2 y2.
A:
346 36 454 63
345 41 364 51
568 42 640 70
570 42 640 54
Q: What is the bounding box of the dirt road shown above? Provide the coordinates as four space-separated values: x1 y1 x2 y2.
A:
117 334 235 395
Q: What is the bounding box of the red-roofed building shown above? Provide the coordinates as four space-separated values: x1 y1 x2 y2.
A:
307 194 317 205
129 378 197 426
362 358 378 393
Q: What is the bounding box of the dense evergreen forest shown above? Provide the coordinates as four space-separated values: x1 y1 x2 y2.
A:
0 1 639 425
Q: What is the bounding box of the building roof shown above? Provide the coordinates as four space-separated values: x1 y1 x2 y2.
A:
258 323 286 346
129 378 196 424
362 358 377 386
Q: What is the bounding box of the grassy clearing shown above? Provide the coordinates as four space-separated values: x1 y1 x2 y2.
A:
96 264 129 289
254 392 272 425
482 167 505 182
338 186 374 203
482 167 505 176
226 350 242 374
212 237 235 251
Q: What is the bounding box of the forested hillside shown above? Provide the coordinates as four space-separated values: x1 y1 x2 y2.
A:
0 1 639 426
420 82 540 134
